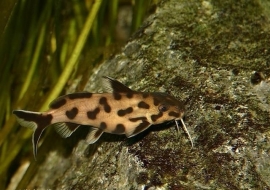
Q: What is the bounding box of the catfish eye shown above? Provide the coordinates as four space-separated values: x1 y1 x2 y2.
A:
158 104 169 112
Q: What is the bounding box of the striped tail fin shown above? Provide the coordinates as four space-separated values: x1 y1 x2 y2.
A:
13 110 53 159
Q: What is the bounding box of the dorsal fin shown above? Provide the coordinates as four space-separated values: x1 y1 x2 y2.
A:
102 76 133 93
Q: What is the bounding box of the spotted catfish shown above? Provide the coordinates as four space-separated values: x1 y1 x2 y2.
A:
13 76 193 159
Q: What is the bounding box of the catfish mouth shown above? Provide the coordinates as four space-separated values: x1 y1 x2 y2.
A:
175 118 194 148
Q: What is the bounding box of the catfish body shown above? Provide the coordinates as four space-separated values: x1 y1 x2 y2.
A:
13 76 191 159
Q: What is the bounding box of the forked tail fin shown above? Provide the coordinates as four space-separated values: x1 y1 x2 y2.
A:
13 110 53 159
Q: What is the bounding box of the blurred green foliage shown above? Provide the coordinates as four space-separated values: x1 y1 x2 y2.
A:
0 0 157 189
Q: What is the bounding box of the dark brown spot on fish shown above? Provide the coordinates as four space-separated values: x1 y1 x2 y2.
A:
129 116 147 122
126 92 133 98
113 92 121 100
68 92 92 99
132 120 151 135
66 107 78 119
169 111 180 117
117 107 133 116
100 122 107 130
49 98 67 109
99 97 111 113
138 101 150 109
151 112 163 122
153 98 160 106
87 108 100 119
142 93 149 98
113 124 125 134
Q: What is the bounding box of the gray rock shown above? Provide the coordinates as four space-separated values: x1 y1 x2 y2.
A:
26 0 270 189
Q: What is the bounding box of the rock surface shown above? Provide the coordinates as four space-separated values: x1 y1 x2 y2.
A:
25 0 270 189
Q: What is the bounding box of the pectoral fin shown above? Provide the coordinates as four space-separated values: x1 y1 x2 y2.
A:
86 127 104 144
125 120 151 138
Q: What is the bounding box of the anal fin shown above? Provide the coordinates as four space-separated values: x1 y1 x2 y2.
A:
53 122 80 138
86 127 104 144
